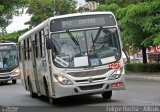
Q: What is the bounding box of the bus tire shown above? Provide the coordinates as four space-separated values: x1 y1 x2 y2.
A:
44 78 54 104
12 80 17 84
28 78 37 98
4 81 8 84
102 91 112 100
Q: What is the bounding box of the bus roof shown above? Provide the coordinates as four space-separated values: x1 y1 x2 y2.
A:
18 11 115 42
0 42 16 46
48 11 114 21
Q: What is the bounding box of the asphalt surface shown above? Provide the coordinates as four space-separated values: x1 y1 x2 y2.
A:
126 72 160 82
0 74 160 112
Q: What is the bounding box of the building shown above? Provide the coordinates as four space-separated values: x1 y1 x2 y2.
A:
83 1 99 11
146 46 160 63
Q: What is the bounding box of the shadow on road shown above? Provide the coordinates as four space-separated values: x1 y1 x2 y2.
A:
0 82 16 86
36 94 121 107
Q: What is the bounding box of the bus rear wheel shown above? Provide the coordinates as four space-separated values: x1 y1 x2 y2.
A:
12 80 17 84
28 79 37 98
102 91 112 100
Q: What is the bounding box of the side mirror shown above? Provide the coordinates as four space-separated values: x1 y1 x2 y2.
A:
46 38 52 49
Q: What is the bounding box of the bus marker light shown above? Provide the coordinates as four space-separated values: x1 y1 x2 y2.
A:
111 82 123 88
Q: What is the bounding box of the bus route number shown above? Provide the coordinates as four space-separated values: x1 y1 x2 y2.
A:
109 61 120 69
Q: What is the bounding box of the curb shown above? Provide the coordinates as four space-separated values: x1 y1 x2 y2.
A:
125 75 160 82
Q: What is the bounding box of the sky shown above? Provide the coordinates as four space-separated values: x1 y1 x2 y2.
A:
6 0 86 33
6 8 31 33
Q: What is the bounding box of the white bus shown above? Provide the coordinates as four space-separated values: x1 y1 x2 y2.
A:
18 12 125 104
0 42 20 84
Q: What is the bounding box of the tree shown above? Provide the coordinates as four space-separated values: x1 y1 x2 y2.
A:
77 7 90 12
95 0 160 63
86 0 106 4
26 0 77 27
96 3 120 15
117 0 160 63
0 29 28 43
86 0 142 5
0 0 27 33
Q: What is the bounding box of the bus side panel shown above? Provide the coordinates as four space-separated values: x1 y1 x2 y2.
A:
35 57 49 95
19 47 26 89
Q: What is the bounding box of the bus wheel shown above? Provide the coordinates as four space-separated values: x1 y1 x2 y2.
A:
28 79 37 98
12 80 17 84
4 81 8 84
102 91 112 100
44 79 54 104
48 96 54 104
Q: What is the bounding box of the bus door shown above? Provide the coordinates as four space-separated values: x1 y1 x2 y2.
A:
31 40 41 94
20 46 27 89
44 27 55 96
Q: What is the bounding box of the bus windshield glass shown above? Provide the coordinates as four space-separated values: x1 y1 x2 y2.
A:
0 45 18 69
51 27 121 68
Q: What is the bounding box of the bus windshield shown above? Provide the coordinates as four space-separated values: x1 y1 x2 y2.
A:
51 27 121 68
0 45 18 69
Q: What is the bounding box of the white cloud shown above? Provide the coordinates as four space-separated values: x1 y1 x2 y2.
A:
6 0 85 33
76 0 86 7
6 9 31 33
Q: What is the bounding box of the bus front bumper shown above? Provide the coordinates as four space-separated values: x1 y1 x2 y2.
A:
0 73 20 82
52 76 125 98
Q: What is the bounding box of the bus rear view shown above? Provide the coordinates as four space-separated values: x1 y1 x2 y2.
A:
0 43 20 84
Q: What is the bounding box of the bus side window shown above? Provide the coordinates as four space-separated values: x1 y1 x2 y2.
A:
24 40 27 60
39 30 45 57
27 38 31 60
18 43 21 61
35 34 39 58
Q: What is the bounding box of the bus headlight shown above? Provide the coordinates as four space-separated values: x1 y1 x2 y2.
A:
108 68 123 80
12 68 20 75
108 73 121 80
54 74 73 85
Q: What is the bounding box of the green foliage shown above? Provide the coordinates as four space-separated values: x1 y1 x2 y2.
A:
96 0 160 63
126 63 160 72
118 0 160 47
97 3 120 15
0 0 27 33
153 32 160 45
26 0 77 27
87 0 144 6
0 29 28 43
55 0 77 14
26 0 53 26
78 7 90 12
86 0 106 4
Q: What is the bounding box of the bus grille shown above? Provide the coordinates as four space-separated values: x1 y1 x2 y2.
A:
75 77 106 83
79 84 103 91
0 76 10 79
68 69 109 77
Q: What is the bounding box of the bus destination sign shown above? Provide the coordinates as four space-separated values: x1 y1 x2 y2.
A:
0 45 16 50
61 17 105 29
50 14 116 32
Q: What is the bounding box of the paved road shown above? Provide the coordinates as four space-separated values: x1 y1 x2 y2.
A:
0 79 160 112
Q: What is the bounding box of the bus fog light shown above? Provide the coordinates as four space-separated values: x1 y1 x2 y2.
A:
54 74 73 85
108 74 121 80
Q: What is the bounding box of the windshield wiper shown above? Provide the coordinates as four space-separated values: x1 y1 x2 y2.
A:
91 33 96 53
66 30 79 46
93 26 103 43
66 30 83 55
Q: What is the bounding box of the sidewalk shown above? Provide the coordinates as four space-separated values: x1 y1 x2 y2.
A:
125 72 160 82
